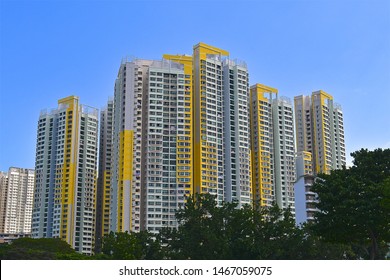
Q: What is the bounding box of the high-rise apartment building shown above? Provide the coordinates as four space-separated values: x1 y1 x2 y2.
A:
294 90 346 175
142 60 192 232
32 96 98 255
192 44 227 205
250 84 295 211
110 58 193 234
294 90 345 224
110 59 149 233
250 84 275 207
0 171 8 232
191 43 251 206
272 97 296 211
222 58 251 206
96 98 114 249
109 43 252 233
0 168 34 234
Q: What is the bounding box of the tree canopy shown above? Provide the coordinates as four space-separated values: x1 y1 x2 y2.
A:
100 230 163 260
0 238 89 260
311 148 390 259
158 193 310 259
94 193 350 260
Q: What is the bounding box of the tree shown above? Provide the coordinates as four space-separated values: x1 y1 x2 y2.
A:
160 193 323 259
0 238 88 260
159 193 234 259
311 148 390 259
100 231 163 259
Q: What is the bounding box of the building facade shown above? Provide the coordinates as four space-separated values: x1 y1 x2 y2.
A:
222 59 251 207
0 168 34 234
191 43 252 207
272 97 295 211
0 171 8 233
250 84 295 212
192 44 228 206
294 90 345 224
110 58 194 234
250 84 276 207
109 43 252 233
32 96 98 255
294 151 317 224
294 90 346 175
95 98 114 249
141 60 193 232
110 59 149 233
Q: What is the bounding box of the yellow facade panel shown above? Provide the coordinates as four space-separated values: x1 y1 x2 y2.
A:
117 129 134 231
250 84 275 207
193 42 229 60
59 98 78 245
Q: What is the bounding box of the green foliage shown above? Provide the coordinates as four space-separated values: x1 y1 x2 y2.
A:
97 193 358 260
302 222 362 259
0 238 88 260
311 148 390 259
100 231 163 260
159 193 239 259
158 193 342 259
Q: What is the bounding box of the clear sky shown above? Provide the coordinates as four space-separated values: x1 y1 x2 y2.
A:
0 0 389 171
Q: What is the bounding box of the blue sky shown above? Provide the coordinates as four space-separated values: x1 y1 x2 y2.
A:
0 0 389 171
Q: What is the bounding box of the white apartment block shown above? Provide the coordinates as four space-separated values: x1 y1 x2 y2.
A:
111 59 193 234
223 59 251 207
192 45 226 206
0 171 8 233
294 91 346 175
142 60 191 233
272 97 296 212
96 98 114 247
250 84 296 212
0 168 34 234
110 59 148 233
33 96 98 255
294 91 345 224
191 43 252 207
